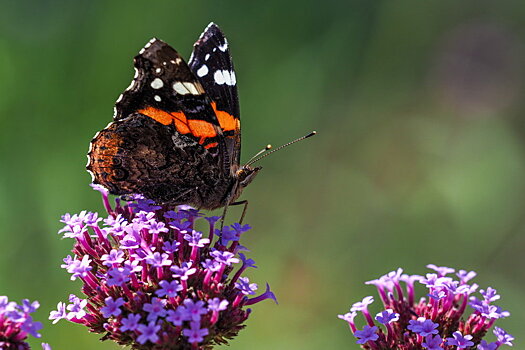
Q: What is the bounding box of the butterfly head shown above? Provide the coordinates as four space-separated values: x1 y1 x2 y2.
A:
227 165 261 204
236 165 262 188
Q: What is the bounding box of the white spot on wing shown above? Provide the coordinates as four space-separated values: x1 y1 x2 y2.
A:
173 81 203 95
197 65 208 77
214 70 225 85
155 68 162 74
154 95 161 102
218 39 228 52
213 70 236 86
205 54 210 61
183 82 199 95
151 78 164 89
173 82 189 95
223 70 232 85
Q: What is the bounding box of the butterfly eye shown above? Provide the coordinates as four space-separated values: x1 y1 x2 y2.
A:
238 167 262 187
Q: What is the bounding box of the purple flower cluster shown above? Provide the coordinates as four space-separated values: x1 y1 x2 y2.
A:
339 265 514 349
0 296 49 350
50 185 276 349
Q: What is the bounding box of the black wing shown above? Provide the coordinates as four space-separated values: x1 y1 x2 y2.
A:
189 23 242 168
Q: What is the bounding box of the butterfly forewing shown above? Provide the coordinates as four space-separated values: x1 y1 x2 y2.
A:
189 23 242 169
115 39 222 135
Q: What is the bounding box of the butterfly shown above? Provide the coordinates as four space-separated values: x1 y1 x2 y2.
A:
87 23 261 214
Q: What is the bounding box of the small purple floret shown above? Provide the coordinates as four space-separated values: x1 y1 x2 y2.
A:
478 340 498 350
100 297 125 318
208 298 229 312
183 321 209 343
210 249 240 266
375 309 399 324
235 277 258 296
143 298 167 322
120 313 142 332
136 321 161 344
179 299 207 322
156 280 183 298
493 327 514 346
49 302 68 324
350 296 374 312
447 331 474 349
354 325 379 344
422 334 443 350
171 262 197 280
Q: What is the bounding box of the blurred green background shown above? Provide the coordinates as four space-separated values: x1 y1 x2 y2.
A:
0 0 524 348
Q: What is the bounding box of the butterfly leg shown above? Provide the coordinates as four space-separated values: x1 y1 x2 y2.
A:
219 206 229 234
229 200 249 224
219 200 249 233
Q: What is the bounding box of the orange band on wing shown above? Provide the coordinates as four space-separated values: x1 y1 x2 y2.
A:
188 119 217 139
171 112 191 134
204 142 219 149
138 106 217 139
212 102 239 132
138 106 174 125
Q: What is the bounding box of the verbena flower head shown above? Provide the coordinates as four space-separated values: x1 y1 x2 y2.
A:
338 265 514 349
0 296 50 349
51 185 276 349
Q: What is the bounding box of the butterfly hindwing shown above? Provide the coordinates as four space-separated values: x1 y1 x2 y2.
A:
189 23 242 168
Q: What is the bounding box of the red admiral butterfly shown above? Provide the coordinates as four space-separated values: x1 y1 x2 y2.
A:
87 23 259 212
87 23 315 216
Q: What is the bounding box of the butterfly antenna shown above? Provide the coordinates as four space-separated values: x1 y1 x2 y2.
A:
245 131 317 167
245 144 273 165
